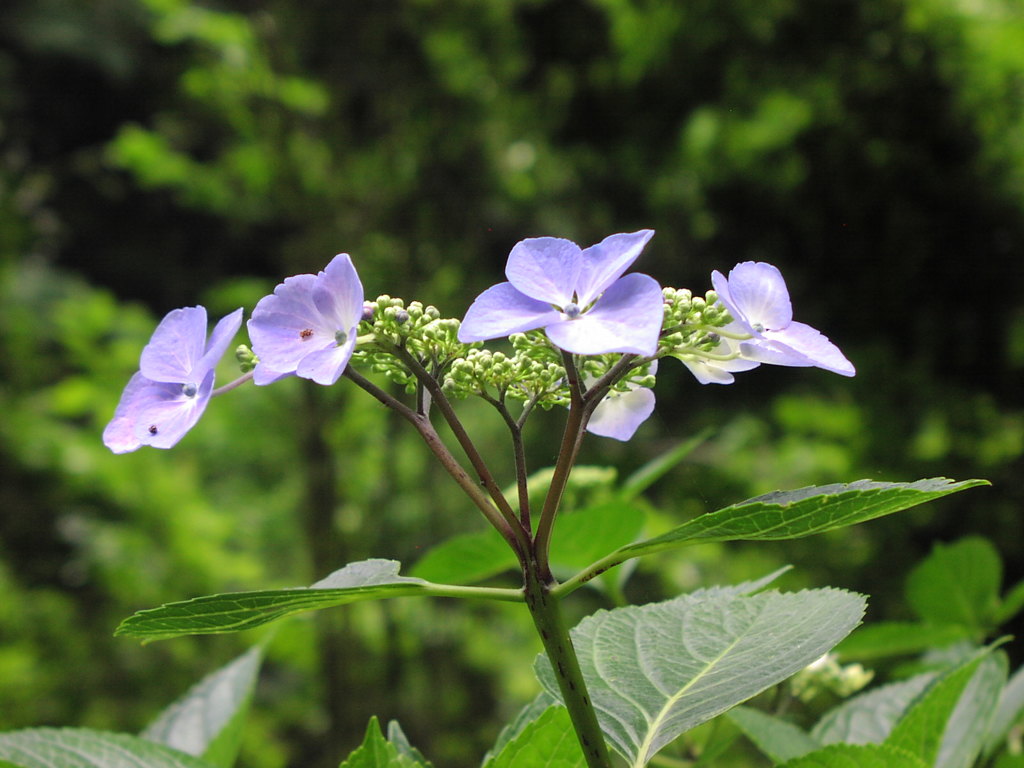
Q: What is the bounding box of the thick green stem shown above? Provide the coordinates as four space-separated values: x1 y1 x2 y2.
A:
523 562 612 768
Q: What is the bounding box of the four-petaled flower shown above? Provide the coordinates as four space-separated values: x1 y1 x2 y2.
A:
103 306 243 453
458 231 663 356
712 262 855 377
248 253 365 386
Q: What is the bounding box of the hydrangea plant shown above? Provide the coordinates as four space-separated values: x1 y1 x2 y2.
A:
57 230 991 768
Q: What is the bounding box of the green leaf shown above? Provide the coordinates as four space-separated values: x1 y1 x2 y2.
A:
616 479 987 561
117 559 428 641
484 706 585 768
409 501 646 587
338 717 425 768
812 674 936 745
549 501 646 575
409 530 515 585
777 743 929 768
906 537 1001 631
885 650 1002 767
994 578 1024 626
937 652 1006 768
984 663 1024 756
0 729 218 768
536 587 866 767
141 646 262 767
483 694 558 764
385 722 432 767
835 622 972 660
727 706 821 761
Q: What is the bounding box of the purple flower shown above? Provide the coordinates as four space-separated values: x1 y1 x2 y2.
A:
674 333 761 385
248 253 364 386
586 362 658 441
712 262 855 377
103 306 244 453
458 230 663 356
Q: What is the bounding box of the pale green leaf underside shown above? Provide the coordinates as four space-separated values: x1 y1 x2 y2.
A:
812 673 936 746
885 652 993 765
619 479 987 559
485 706 585 768
0 729 217 768
117 559 427 641
777 743 929 767
142 646 263 766
536 587 866 767
985 662 1024 756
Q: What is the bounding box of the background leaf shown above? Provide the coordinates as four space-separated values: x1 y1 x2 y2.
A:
835 622 972 661
984 663 1024 757
141 646 263 767
905 537 1001 631
337 718 426 768
536 587 866 767
0 729 218 768
727 705 821 761
483 706 584 768
811 674 936 746
884 650 999 766
777 743 929 768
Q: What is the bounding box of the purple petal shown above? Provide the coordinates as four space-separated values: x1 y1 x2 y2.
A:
545 273 663 355
713 262 793 332
295 335 357 385
575 230 654 306
312 253 365 332
130 370 216 449
103 372 150 453
676 354 760 385
587 386 655 441
252 365 294 386
458 282 562 342
764 321 855 376
139 306 208 382
249 274 329 381
198 308 244 373
504 237 581 306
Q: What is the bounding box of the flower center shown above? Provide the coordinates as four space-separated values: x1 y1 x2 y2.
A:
335 329 348 346
182 382 198 398
562 302 581 319
752 322 765 334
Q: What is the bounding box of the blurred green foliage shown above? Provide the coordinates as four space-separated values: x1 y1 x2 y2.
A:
1 0 1023 766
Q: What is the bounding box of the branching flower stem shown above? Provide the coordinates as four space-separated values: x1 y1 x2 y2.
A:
387 343 526 540
211 370 254 397
481 391 533 532
343 368 529 559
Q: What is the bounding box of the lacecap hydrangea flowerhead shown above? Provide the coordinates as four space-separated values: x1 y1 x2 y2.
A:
248 253 365 386
103 306 243 453
457 230 663 356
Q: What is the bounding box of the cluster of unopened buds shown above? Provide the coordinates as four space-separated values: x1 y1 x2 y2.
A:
103 229 854 453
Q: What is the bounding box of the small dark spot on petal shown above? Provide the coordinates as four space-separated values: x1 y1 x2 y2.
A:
300 328 314 340
148 425 159 435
